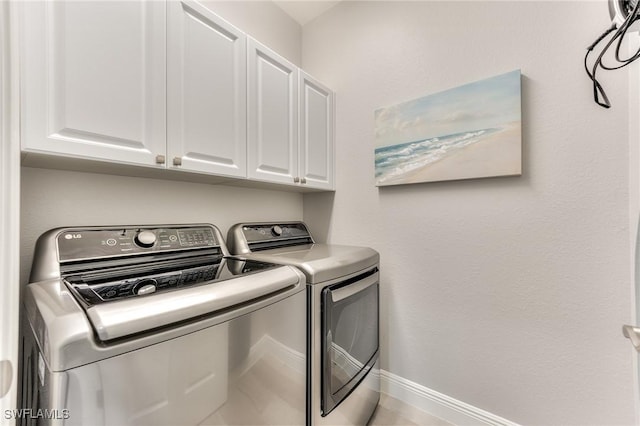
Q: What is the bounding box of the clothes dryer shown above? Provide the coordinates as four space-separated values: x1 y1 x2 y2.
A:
227 222 380 426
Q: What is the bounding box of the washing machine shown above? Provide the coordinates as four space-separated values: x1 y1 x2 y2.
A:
227 222 380 426
20 224 307 425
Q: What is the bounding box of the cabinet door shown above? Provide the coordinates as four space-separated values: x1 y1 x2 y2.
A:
299 72 334 190
20 1 166 166
167 1 247 178
247 38 299 185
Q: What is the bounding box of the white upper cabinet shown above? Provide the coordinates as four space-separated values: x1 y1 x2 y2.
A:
247 40 334 190
299 72 334 190
21 1 166 166
19 1 334 191
247 38 299 186
167 1 247 178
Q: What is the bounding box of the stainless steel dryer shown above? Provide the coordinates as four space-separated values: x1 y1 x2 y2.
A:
227 222 380 426
21 224 307 426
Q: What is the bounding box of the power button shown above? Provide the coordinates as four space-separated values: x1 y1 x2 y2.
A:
134 231 157 248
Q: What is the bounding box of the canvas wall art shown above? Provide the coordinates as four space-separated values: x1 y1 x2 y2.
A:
374 70 522 186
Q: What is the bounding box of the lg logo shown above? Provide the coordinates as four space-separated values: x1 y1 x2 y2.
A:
64 233 82 240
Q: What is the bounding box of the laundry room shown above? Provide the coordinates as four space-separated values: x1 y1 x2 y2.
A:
0 1 637 425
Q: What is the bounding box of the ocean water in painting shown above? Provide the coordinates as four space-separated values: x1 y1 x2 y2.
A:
374 70 522 185
374 127 501 183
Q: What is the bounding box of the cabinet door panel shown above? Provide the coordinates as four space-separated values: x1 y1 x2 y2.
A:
168 1 246 177
300 72 334 190
247 38 298 185
21 1 166 165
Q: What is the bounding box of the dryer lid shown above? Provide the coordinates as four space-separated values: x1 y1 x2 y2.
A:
232 243 379 283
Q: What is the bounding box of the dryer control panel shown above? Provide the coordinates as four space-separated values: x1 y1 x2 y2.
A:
227 222 315 254
241 223 310 242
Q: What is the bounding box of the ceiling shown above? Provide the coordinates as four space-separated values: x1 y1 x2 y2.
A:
273 1 341 26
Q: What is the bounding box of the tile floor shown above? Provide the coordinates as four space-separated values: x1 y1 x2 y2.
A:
368 394 454 426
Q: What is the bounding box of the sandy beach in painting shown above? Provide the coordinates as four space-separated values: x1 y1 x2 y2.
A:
376 122 521 185
374 69 522 186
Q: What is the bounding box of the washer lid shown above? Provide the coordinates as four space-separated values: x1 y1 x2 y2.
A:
234 244 379 283
25 260 305 371
85 260 301 341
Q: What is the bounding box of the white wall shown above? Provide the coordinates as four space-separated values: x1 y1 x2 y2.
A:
20 168 302 283
302 1 636 424
201 0 301 66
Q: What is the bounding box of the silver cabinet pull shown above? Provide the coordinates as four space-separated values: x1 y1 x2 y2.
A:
155 155 165 164
623 325 640 352
301 177 307 184
173 157 182 166
293 177 300 183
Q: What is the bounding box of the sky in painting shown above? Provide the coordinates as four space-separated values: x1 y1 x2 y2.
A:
374 70 521 148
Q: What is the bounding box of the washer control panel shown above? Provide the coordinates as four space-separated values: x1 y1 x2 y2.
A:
69 263 221 304
57 226 218 262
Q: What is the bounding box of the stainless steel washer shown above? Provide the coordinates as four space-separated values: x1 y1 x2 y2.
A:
227 222 380 426
20 224 306 426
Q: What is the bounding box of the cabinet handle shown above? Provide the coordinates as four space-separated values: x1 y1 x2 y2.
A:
293 177 300 183
301 178 307 184
155 155 166 165
173 157 182 166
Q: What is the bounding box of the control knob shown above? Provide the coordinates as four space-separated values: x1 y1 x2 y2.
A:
135 279 157 296
134 230 157 248
271 225 283 237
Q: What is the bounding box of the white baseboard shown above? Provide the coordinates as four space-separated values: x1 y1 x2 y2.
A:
380 370 520 426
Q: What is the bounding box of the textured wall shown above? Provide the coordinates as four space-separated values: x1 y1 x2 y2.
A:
20 167 303 283
302 1 635 424
201 0 302 66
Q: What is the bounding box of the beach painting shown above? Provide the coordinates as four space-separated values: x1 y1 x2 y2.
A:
375 70 522 186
